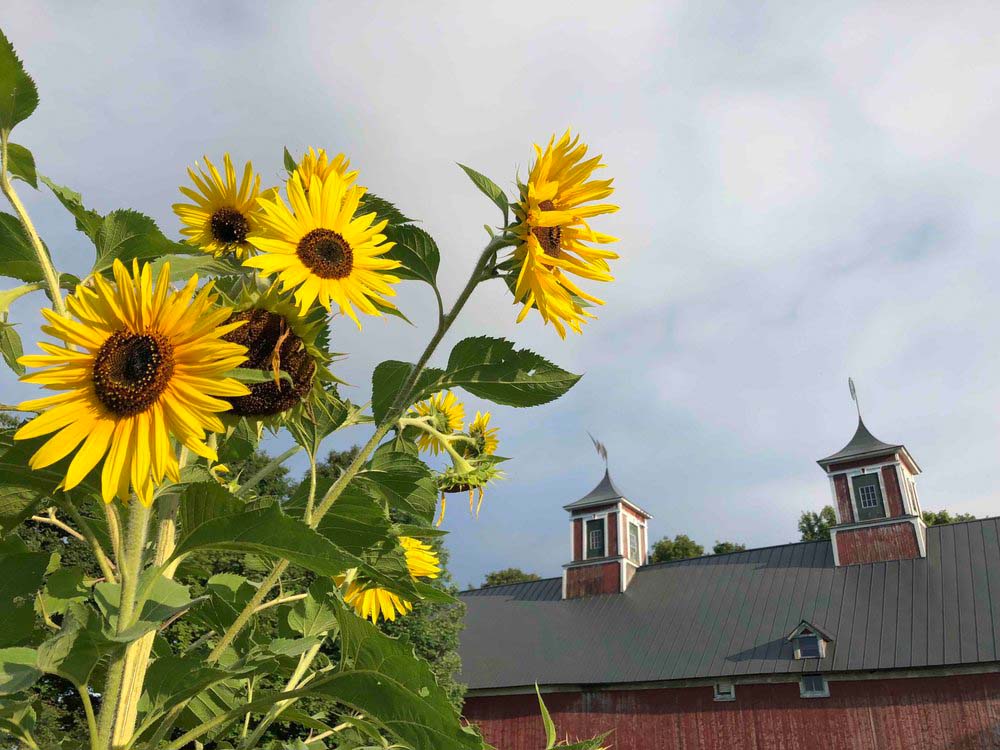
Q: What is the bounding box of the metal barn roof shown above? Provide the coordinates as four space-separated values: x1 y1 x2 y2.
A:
458 518 1000 691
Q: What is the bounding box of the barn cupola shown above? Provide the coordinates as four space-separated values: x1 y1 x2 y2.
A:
561 469 651 599
817 414 926 566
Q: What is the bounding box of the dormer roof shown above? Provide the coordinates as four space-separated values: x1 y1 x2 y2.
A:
817 417 919 472
562 469 651 518
786 619 834 642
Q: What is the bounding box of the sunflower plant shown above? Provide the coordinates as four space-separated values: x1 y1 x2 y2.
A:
0 28 619 750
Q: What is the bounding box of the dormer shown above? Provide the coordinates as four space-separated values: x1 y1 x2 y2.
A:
562 470 651 599
817 417 927 566
786 620 833 660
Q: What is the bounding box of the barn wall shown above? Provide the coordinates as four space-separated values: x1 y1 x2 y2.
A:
464 673 1000 750
836 521 920 565
565 561 620 598
881 466 904 517
833 474 853 523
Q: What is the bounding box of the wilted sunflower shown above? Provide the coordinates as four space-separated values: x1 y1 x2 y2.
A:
341 537 440 622
466 411 499 457
435 459 505 526
15 261 248 506
510 130 619 338
245 170 401 323
293 147 358 193
219 287 330 419
410 390 464 455
173 154 266 261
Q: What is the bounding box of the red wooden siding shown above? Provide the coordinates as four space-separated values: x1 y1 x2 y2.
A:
829 453 897 473
607 512 618 556
572 519 582 562
464 673 1000 750
833 474 853 523
836 521 919 565
881 465 904 516
565 561 620 598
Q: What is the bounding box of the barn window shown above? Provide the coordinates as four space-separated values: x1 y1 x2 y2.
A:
713 682 736 702
585 519 605 559
799 674 829 698
797 634 821 658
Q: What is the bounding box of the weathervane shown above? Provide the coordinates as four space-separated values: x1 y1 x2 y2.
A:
588 432 608 467
848 377 862 421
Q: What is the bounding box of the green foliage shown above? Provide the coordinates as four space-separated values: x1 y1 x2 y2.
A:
0 28 38 132
483 567 541 587
798 505 838 542
650 534 704 563
923 509 976 526
0 211 44 282
0 321 24 375
4 142 35 187
712 541 746 555
385 224 440 287
458 163 509 224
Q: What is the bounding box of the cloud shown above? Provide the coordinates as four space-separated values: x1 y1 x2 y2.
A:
2 1 999 587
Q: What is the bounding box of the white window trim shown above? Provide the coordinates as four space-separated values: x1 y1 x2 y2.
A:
713 681 736 702
584 515 608 559
799 674 830 698
846 466 890 522
792 634 827 660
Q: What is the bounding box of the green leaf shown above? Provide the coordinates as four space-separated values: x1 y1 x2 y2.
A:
537 684 557 748
95 575 201 641
91 209 191 274
370 360 445 423
38 566 88 616
457 163 509 223
384 224 440 286
0 487 44 534
0 546 50 647
4 143 35 188
224 367 293 386
285 389 350 458
0 648 39 695
178 482 244 538
35 603 111 687
142 656 249 716
283 145 297 174
40 176 102 240
0 321 24 375
149 253 243 281
314 607 484 750
292 475 393 557
365 450 438 524
0 700 36 745
0 29 39 132
189 573 259 651
442 336 581 407
358 191 414 226
0 211 43 282
0 431 100 499
288 580 340 638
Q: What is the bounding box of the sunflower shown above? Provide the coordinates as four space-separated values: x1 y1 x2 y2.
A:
340 537 441 622
410 390 464 455
466 411 499 457
509 130 619 338
219 286 331 419
173 154 265 261
14 260 249 506
244 170 401 324
293 147 358 193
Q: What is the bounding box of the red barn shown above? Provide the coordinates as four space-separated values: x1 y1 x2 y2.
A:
458 418 1000 749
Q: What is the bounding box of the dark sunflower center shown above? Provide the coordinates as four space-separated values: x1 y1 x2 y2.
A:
531 200 562 257
92 331 174 417
222 309 317 417
210 207 250 245
296 228 354 279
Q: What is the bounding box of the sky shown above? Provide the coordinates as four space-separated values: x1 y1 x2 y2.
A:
3 1 999 588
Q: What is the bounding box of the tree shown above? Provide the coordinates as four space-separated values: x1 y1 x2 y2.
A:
799 505 838 541
923 509 976 526
650 534 704 563
712 541 746 555
482 568 541 587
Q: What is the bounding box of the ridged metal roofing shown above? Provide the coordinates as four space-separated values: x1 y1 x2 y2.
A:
458 518 1000 690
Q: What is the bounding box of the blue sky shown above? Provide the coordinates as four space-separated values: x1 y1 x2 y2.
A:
3 2 999 588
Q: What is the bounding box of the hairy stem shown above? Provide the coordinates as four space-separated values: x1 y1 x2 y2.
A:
96 502 151 748
78 686 100 750
0 131 67 317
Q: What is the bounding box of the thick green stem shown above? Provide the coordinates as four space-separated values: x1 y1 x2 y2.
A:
303 453 318 525
241 641 323 748
206 560 289 663
0 131 67 317
78 686 100 750
96 502 151 748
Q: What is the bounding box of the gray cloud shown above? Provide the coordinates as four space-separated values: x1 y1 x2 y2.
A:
2 1 998 587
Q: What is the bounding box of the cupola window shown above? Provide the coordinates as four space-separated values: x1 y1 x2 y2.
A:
851 473 885 520
586 519 605 559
